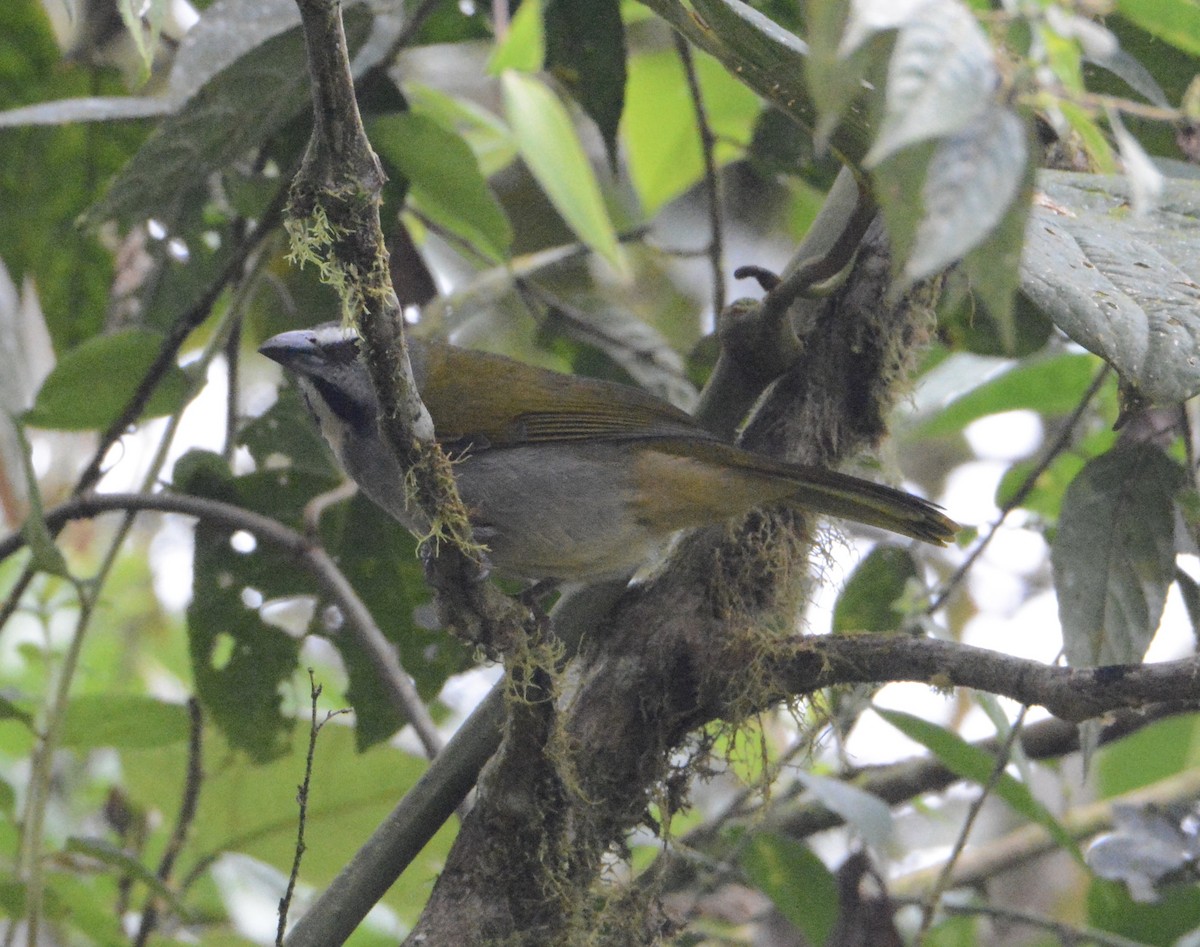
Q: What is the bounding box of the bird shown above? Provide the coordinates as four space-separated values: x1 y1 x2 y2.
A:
259 324 958 583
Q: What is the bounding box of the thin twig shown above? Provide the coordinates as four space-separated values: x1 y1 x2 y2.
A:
896 895 1150 947
928 363 1112 614
278 671 349 945
914 704 1030 944
134 698 204 947
14 580 96 947
674 33 725 319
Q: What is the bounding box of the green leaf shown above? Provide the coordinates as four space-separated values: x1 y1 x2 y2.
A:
1021 171 1200 405
623 46 758 214
176 451 299 761
995 423 1116 518
544 0 627 168
877 708 1083 863
117 0 167 85
1087 877 1200 945
805 0 868 146
1115 0 1200 57
0 695 33 729
741 832 839 946
61 695 191 749
864 0 996 167
639 0 853 155
951 141 1035 349
121 720 443 928
204 417 469 750
25 329 189 431
902 106 1029 285
0 879 24 918
86 5 373 227
490 0 545 73
1098 713 1200 799
405 84 519 178
0 3 142 350
1052 443 1183 668
907 352 1100 440
321 494 467 751
370 112 512 263
501 70 623 271
833 545 919 632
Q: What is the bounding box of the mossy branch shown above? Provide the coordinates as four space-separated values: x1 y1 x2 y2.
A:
288 0 531 653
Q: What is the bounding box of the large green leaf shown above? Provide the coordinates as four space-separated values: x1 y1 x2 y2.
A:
862 0 996 167
177 452 301 761
741 832 839 946
637 0 875 157
1115 0 1200 57
501 70 623 270
0 3 140 350
901 105 1028 285
877 708 1083 863
85 3 373 227
61 695 191 749
623 46 759 215
25 329 191 430
903 352 1100 440
370 112 512 263
833 545 919 633
795 771 894 849
1052 442 1183 668
1021 172 1200 405
544 0 627 168
120 716 447 928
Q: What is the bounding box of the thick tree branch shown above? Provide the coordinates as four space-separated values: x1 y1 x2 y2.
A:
773 636 1200 724
406 217 932 945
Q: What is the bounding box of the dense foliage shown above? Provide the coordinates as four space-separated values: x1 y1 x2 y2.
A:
2 0 1200 943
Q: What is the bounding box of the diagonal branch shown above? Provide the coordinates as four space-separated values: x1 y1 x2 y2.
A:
0 491 445 761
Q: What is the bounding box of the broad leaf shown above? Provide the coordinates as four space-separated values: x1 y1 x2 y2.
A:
501 71 623 270
796 771 894 849
370 112 512 263
61 695 191 749
833 545 919 632
903 104 1028 284
1052 442 1182 668
624 46 758 215
741 833 839 946
864 0 996 167
878 708 1083 862
1114 0 1200 57
85 4 373 227
25 329 190 430
904 352 1100 439
490 0 545 73
544 0 627 168
1021 172 1200 405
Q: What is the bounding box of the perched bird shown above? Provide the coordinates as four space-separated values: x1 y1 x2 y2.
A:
260 324 957 582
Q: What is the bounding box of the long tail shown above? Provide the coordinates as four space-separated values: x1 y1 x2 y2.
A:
780 466 959 545
651 439 960 545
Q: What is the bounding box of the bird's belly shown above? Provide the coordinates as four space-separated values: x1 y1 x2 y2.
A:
453 443 662 582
